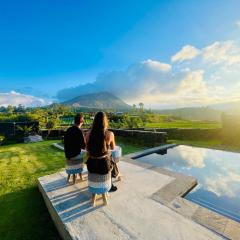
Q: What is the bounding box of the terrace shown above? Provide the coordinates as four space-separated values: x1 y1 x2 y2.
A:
0 139 144 240
1 132 240 240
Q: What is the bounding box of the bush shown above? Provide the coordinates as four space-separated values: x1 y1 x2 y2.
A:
16 125 34 137
125 116 143 128
46 120 56 130
0 135 5 145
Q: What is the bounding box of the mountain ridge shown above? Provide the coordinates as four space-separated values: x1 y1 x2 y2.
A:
62 91 131 110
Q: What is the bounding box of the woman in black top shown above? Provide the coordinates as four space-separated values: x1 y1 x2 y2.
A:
85 111 118 192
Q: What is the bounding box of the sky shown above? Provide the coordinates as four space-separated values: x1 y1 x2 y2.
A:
0 0 240 108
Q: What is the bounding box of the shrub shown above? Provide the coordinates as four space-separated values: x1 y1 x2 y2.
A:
16 125 34 137
0 135 5 145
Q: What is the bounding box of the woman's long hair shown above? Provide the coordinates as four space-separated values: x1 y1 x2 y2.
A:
87 112 109 155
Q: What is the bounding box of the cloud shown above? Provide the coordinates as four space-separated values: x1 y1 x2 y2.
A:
172 41 240 66
57 60 173 102
56 62 212 108
0 91 49 107
202 41 240 66
16 87 51 99
175 145 207 168
204 172 240 197
171 45 201 62
57 40 240 108
236 20 240 28
142 59 172 72
177 70 208 96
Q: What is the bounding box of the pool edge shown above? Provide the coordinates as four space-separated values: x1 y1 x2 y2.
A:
124 147 240 240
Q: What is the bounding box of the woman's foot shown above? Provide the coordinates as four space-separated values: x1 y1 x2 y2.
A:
109 184 117 192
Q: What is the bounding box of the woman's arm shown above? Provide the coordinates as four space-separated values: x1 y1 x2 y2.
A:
85 131 90 145
109 131 116 150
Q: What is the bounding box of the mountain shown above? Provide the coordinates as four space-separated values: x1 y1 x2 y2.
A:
62 92 131 110
210 101 240 113
155 101 240 121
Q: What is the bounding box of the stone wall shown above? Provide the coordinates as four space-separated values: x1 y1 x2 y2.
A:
40 127 221 143
110 129 167 146
41 129 65 139
143 128 222 141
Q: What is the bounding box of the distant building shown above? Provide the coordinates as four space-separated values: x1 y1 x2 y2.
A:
115 112 124 116
73 103 80 107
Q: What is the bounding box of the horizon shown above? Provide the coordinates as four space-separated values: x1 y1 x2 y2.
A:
0 0 240 109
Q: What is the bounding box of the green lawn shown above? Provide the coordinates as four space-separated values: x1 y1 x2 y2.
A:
145 121 220 129
0 139 144 240
116 136 146 154
168 139 240 153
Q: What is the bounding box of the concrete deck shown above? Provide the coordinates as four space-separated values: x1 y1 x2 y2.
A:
38 160 224 240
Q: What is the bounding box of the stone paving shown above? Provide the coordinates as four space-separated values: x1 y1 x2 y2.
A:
38 160 224 240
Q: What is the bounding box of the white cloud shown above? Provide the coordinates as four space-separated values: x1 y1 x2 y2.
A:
142 59 172 72
57 60 174 102
0 91 49 107
171 45 201 62
176 145 207 168
177 70 208 96
202 41 240 66
57 39 240 108
172 41 240 66
205 172 240 197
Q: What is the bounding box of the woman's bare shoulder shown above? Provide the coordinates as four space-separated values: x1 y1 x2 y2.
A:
106 130 114 137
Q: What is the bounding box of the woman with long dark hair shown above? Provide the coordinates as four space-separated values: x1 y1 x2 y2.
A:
85 112 118 198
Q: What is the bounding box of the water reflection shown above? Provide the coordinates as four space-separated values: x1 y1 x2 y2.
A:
175 145 207 168
137 145 240 222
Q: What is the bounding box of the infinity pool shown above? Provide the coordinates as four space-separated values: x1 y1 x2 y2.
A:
136 145 240 222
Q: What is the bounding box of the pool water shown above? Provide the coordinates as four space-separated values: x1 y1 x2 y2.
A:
136 145 240 222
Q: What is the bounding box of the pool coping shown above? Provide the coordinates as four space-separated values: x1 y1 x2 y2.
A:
125 147 240 240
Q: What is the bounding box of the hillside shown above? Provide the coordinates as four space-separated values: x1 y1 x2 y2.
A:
155 101 240 121
62 92 131 110
157 107 222 122
210 100 240 114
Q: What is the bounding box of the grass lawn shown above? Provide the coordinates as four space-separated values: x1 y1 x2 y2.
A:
145 121 221 129
168 139 240 153
0 139 145 240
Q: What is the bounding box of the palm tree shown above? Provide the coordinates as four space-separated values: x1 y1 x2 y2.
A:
139 102 144 112
132 104 137 113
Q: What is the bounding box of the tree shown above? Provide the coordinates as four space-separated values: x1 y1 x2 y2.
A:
125 115 143 129
139 102 144 112
132 104 137 113
7 105 14 114
0 106 7 113
15 104 26 113
46 119 58 136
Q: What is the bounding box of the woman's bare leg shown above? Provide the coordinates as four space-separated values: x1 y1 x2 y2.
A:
102 193 108 205
92 193 97 206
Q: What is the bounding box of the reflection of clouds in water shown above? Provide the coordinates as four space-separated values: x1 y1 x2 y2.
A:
198 149 240 197
204 172 240 197
176 145 207 169
189 183 202 193
140 145 240 200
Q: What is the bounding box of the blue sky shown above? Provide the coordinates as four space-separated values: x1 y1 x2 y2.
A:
0 0 240 108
